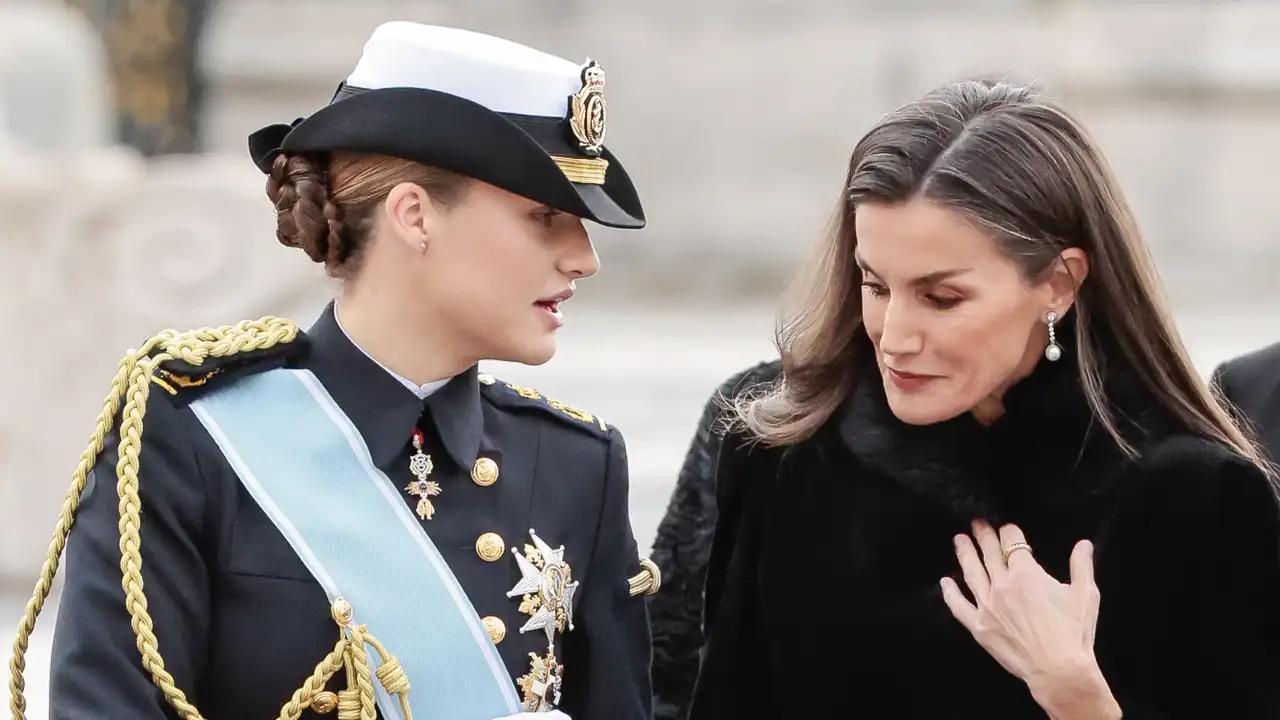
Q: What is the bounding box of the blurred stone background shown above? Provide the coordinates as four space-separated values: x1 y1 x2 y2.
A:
3 0 1279 716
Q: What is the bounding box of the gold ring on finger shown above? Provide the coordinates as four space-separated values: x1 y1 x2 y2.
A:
1002 541 1033 564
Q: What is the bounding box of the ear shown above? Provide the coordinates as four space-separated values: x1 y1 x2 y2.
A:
1043 247 1089 318
382 182 442 252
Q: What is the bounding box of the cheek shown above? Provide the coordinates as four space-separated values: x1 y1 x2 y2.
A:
458 235 561 335
486 232 555 293
934 305 1034 387
439 220 543 286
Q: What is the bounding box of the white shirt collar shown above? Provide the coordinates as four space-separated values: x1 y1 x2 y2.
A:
334 302 451 400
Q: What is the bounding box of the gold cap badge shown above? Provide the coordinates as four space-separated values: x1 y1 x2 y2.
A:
568 59 606 157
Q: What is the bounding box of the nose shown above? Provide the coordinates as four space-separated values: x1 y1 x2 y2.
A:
876 298 924 358
557 220 600 280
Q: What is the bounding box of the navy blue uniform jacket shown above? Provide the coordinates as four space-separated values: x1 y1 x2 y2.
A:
48 304 653 719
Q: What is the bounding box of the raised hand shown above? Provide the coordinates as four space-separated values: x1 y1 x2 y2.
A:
940 520 1120 720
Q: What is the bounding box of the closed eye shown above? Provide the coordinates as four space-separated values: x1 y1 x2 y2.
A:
861 280 888 299
533 207 561 228
862 281 963 310
927 294 962 310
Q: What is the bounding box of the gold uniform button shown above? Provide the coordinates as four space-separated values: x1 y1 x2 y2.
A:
482 615 507 644
311 691 339 714
472 457 500 487
330 598 354 627
478 373 496 385
476 532 505 562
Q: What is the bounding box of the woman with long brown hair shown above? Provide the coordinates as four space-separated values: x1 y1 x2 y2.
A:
687 79 1280 718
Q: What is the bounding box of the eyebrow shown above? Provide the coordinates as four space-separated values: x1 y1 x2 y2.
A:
855 253 972 287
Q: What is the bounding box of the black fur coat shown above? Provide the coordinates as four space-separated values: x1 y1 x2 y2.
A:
684 354 1280 718
648 360 781 720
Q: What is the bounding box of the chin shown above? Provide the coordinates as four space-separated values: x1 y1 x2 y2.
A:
883 383 967 426
493 336 557 367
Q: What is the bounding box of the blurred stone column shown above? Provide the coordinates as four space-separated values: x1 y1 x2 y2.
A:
0 1 113 154
64 0 214 155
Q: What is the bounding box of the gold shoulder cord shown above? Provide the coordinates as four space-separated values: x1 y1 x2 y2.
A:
7 317 412 720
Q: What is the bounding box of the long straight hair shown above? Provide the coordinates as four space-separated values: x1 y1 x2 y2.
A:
737 79 1269 474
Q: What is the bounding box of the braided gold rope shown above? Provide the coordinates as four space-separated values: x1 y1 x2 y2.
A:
7 317 413 720
339 626 376 720
276 637 349 720
365 631 412 720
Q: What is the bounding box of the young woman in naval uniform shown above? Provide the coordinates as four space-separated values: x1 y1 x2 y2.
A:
10 21 659 720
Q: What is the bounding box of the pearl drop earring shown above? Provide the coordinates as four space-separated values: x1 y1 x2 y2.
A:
1044 311 1062 362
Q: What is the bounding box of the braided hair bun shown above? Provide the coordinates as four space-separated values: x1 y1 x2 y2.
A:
265 154 348 269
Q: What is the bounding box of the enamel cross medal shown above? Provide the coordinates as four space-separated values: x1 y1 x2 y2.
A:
404 429 440 520
507 529 578 711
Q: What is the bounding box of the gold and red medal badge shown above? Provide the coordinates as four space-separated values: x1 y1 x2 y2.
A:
404 429 440 520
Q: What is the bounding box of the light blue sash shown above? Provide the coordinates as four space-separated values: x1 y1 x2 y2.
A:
189 368 522 720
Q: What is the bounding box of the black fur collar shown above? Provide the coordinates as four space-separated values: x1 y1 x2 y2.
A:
837 346 1174 523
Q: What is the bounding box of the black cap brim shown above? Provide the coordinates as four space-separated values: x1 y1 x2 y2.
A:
248 86 644 229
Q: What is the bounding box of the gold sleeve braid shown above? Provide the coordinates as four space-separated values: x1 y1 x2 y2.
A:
628 557 662 598
7 317 412 720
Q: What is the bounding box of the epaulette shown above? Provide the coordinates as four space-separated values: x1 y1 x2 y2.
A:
477 372 609 437
145 318 310 407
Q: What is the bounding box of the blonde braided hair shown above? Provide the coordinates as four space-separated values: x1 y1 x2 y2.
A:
8 316 412 720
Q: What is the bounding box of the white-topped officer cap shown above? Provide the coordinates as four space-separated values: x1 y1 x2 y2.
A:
248 21 643 229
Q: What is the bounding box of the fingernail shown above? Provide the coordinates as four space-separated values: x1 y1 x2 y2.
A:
1082 540 1094 557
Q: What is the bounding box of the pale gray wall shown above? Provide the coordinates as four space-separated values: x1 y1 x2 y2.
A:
200 0 1280 304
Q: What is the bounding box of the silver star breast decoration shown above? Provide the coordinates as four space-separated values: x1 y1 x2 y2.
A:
506 529 578 646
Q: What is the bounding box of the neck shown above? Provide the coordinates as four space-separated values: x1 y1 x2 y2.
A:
970 397 1005 426
970 345 1046 427
336 284 474 386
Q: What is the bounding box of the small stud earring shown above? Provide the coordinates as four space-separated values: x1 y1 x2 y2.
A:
418 238 427 252
1044 311 1062 362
